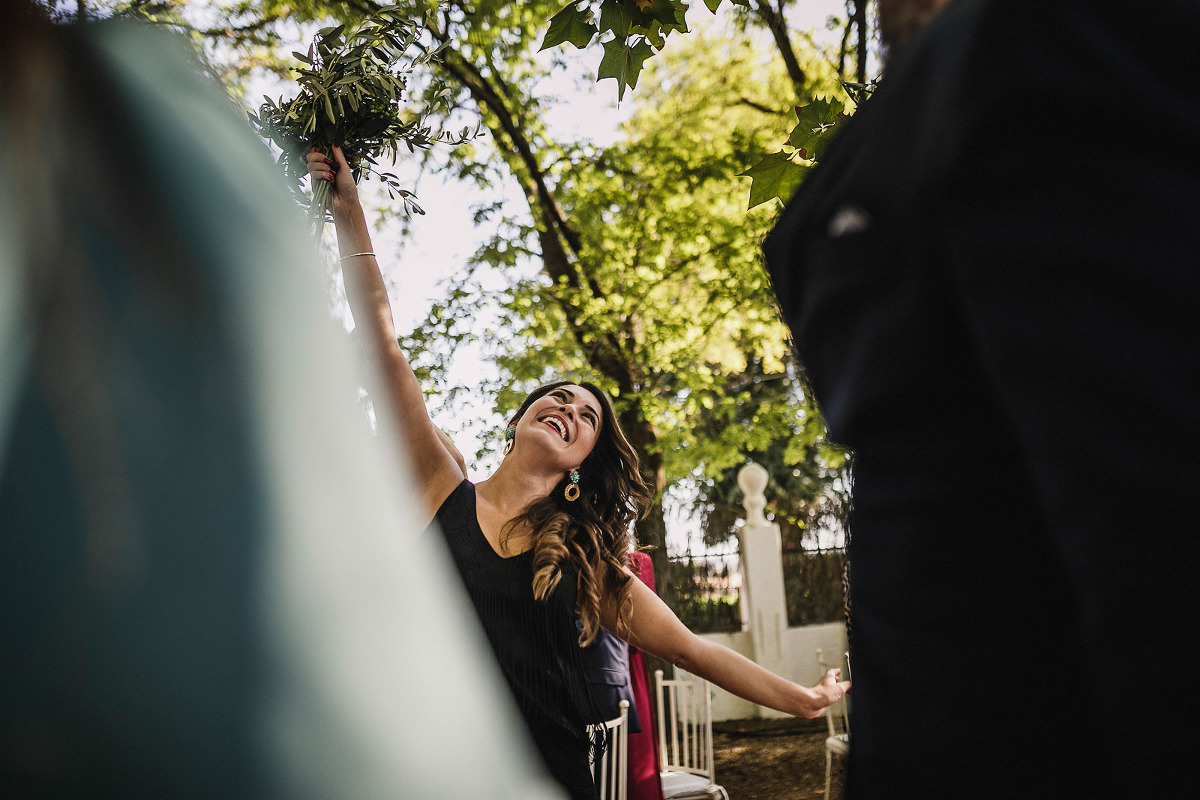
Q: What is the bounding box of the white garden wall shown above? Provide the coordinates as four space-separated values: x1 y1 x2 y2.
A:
671 463 848 721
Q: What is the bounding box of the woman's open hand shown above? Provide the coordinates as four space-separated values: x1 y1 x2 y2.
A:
306 145 359 221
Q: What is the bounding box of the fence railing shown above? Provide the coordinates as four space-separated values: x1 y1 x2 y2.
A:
663 546 845 633
662 553 742 634
781 548 845 627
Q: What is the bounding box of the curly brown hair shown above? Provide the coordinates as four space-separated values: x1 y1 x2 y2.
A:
502 381 652 646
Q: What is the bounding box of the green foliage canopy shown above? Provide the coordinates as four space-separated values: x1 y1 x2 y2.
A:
174 0 853 560
407 30 849 546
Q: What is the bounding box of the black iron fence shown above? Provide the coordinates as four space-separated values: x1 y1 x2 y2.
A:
662 553 742 634
662 545 846 633
781 548 846 627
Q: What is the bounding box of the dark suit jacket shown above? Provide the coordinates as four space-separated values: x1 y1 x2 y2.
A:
764 1 1200 797
581 626 642 734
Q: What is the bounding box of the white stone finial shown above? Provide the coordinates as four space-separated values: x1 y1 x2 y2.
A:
737 461 769 526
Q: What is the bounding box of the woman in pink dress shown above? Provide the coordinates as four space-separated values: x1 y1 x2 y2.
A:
626 551 665 800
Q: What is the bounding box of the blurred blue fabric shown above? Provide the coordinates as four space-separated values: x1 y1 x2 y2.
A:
0 12 562 799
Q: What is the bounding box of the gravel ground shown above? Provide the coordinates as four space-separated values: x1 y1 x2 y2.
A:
711 717 845 800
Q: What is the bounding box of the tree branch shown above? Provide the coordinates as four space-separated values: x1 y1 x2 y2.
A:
851 0 868 84
432 45 641 393
753 0 808 98
439 51 583 257
197 13 284 43
736 96 780 115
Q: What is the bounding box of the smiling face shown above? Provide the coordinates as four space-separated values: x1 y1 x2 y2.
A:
514 384 603 469
500 379 651 649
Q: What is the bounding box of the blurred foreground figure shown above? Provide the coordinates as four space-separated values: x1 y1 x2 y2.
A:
764 1 1200 798
0 4 561 797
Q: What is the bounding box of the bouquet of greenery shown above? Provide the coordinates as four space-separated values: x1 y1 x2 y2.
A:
250 5 470 229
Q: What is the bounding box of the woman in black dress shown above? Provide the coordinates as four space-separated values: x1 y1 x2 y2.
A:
308 147 849 799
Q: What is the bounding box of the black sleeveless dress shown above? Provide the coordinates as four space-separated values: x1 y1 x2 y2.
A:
433 480 602 800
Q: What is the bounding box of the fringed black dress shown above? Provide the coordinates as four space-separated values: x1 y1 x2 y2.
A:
433 480 603 800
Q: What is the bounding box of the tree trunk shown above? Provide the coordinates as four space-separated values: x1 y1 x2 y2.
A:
638 495 670 599
852 0 868 83
437 32 675 590
619 404 669 596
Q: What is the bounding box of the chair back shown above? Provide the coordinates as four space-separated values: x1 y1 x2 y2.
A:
591 699 630 800
815 648 850 738
654 670 717 783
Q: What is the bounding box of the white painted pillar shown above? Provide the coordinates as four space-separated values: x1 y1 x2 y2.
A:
736 462 790 718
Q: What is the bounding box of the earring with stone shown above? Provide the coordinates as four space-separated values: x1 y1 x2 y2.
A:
564 469 580 502
502 425 516 456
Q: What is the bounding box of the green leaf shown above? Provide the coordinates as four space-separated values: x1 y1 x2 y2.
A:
597 36 655 101
668 0 689 31
599 0 634 40
630 0 687 32
292 50 312 65
738 151 810 208
638 24 666 48
704 0 723 11
318 24 346 45
787 97 844 163
540 2 598 51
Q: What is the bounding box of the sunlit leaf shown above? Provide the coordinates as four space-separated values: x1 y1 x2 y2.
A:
787 97 844 163
738 150 810 208
540 2 598 50
599 0 634 40
597 36 654 101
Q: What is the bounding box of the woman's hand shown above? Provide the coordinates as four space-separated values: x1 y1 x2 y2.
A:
305 145 360 221
807 667 850 717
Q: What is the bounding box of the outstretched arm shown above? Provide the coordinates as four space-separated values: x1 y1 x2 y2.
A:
600 570 848 719
306 147 464 520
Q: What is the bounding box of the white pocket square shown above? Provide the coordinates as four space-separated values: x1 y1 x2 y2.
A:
827 204 872 237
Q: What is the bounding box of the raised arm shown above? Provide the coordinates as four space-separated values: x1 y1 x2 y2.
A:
306 147 464 520
601 569 848 719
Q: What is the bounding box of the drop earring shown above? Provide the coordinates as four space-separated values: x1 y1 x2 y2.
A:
502 425 516 456
564 469 580 502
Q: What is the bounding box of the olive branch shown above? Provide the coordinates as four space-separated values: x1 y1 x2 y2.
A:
249 5 476 232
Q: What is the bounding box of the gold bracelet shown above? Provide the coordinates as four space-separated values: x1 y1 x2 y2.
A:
338 251 376 261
